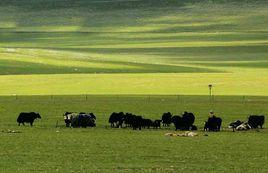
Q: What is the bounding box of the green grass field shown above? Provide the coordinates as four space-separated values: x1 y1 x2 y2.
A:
0 0 268 172
0 95 268 173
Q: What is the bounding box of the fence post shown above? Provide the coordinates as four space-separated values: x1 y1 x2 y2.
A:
242 96 246 104
55 120 59 128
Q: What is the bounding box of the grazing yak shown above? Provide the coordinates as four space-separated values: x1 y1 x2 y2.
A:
17 112 41 126
172 112 196 131
142 118 152 129
248 115 265 129
64 112 75 127
108 112 159 130
108 112 125 128
124 113 135 127
64 112 96 128
132 115 143 130
204 115 222 131
71 114 96 128
141 119 162 129
162 112 173 126
151 120 162 129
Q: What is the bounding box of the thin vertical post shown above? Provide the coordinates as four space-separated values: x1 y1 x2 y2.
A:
208 84 213 108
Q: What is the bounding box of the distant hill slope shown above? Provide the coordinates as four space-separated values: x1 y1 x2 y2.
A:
0 0 267 75
0 0 267 95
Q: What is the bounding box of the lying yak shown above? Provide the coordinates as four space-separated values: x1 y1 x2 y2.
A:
236 122 251 131
204 115 222 131
229 120 251 131
229 120 243 129
17 112 41 126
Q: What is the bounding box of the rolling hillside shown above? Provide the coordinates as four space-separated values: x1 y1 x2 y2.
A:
0 0 267 95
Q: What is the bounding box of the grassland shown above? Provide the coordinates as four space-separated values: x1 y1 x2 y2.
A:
0 0 268 172
0 95 268 173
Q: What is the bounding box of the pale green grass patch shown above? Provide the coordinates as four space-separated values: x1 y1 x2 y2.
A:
0 71 267 96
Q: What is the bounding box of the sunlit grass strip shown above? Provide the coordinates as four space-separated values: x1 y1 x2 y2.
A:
0 72 267 96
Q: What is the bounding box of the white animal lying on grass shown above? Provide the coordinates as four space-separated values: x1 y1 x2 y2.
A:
236 123 251 131
165 131 198 137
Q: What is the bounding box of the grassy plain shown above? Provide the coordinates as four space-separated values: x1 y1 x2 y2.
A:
0 95 268 173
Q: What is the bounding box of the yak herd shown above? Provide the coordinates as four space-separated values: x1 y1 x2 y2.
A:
16 111 265 132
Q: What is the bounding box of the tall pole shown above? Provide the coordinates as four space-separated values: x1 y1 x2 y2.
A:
208 84 213 107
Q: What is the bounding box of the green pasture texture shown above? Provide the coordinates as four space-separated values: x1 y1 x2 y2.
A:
0 0 268 95
0 72 268 96
0 95 268 173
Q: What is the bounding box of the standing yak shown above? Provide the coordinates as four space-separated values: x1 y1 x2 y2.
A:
132 116 143 130
64 112 96 128
151 119 162 129
17 112 41 126
142 118 153 129
71 113 96 128
248 115 265 129
204 115 222 131
124 113 135 127
109 112 125 128
161 112 173 126
172 112 195 130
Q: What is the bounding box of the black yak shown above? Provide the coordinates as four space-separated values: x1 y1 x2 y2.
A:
71 113 96 128
108 112 125 128
132 116 143 130
64 112 96 128
204 115 222 131
151 120 162 129
142 118 153 129
248 115 265 129
172 112 195 130
64 112 75 127
17 112 41 126
124 113 135 127
229 120 243 129
161 112 173 126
